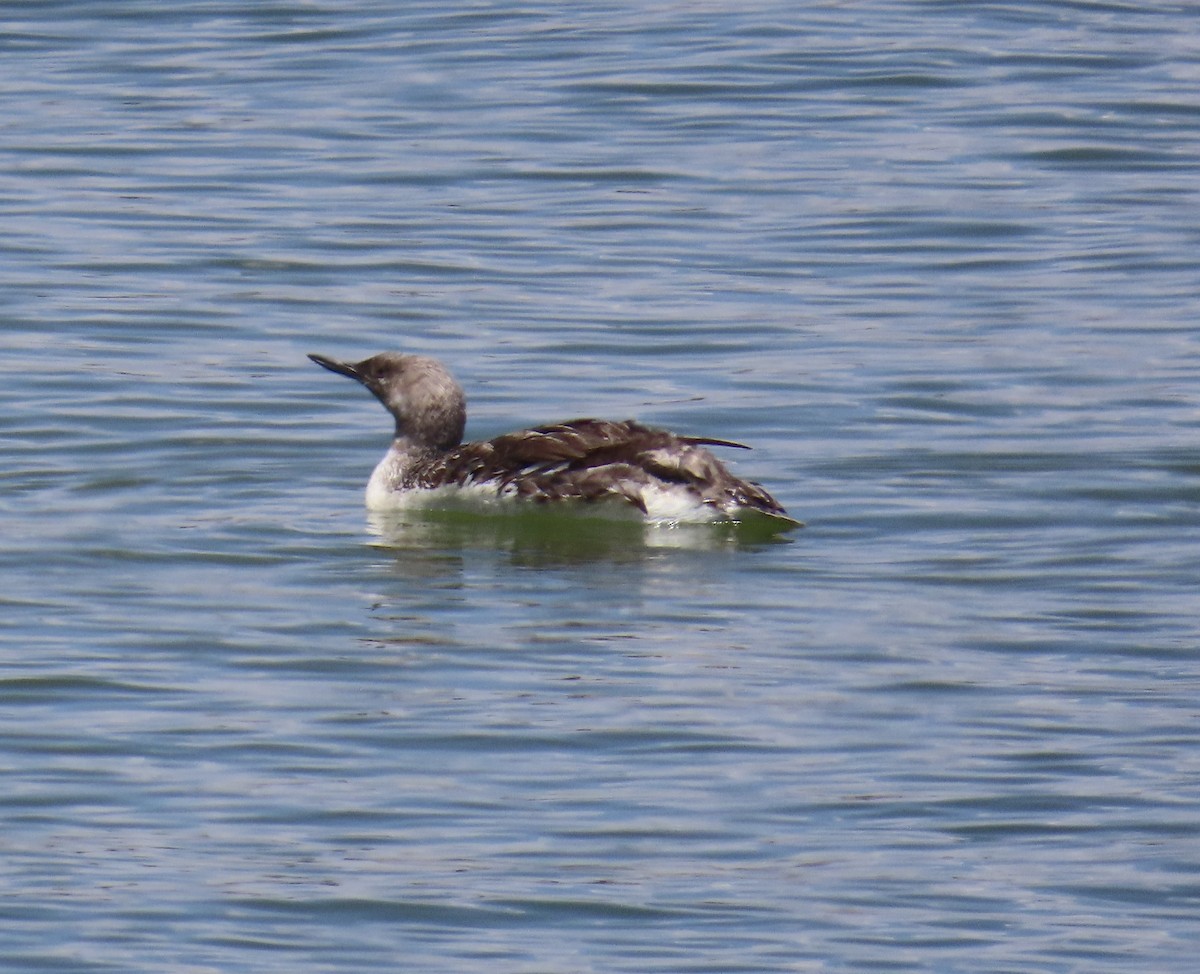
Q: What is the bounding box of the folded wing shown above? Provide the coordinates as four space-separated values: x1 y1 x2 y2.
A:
410 418 793 521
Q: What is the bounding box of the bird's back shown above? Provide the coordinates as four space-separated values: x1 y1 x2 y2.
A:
406 418 795 523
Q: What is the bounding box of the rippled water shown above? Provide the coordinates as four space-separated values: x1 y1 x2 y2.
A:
3 2 1200 971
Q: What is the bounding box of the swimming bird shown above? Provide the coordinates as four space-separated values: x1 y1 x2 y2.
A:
309 351 799 527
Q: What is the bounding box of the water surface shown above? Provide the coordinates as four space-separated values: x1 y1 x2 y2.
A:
2 2 1199 971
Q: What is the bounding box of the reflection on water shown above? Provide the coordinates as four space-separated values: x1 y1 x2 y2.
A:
366 506 796 566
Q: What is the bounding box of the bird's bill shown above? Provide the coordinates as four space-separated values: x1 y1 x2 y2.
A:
308 353 364 383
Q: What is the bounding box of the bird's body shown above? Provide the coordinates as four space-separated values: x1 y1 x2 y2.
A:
309 352 799 527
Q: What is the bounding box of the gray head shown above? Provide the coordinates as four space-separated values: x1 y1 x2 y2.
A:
309 352 467 451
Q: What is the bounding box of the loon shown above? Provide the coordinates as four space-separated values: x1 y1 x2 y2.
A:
309 352 799 527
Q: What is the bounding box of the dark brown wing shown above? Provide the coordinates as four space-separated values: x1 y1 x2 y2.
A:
410 418 792 520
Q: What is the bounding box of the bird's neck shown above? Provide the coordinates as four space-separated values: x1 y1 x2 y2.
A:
365 437 441 505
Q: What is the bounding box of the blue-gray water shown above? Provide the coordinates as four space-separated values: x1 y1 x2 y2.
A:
3 2 1199 971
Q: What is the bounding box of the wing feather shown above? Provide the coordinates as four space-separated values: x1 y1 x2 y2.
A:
408 418 790 520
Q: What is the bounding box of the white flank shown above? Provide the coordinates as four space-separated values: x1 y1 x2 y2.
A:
366 475 738 524
363 443 758 524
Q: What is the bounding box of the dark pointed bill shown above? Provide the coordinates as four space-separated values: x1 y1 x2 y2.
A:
308 353 363 382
